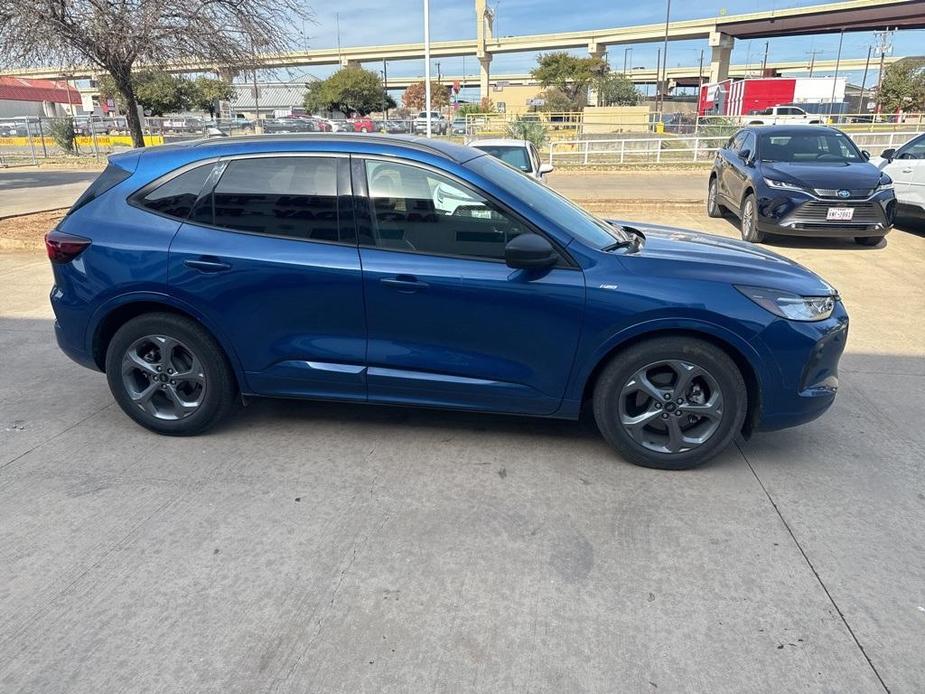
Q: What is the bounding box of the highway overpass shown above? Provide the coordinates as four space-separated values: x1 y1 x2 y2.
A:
3 0 922 98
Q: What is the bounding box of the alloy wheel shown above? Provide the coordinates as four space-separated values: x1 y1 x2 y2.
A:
618 359 725 455
121 335 206 420
742 199 754 236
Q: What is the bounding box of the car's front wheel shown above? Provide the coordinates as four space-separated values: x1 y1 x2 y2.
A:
105 312 238 436
739 193 765 243
854 236 883 247
707 177 726 218
593 337 748 469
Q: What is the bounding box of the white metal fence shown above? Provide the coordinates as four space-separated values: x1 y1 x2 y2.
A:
547 130 925 166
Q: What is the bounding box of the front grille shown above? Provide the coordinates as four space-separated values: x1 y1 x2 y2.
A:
812 188 874 199
786 201 883 225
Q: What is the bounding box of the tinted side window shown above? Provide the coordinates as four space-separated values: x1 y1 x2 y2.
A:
729 132 746 152
898 136 925 159
138 164 213 220
364 160 529 260
741 132 756 155
206 157 339 241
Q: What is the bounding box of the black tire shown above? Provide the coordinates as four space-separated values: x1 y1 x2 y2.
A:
739 192 765 243
854 236 883 247
592 337 748 470
707 176 726 218
105 312 238 435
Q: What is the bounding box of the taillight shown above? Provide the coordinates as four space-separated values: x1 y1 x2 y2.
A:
45 230 91 264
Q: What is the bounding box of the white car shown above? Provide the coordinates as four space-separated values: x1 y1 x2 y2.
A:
413 111 447 135
469 138 554 182
872 132 925 219
743 106 823 126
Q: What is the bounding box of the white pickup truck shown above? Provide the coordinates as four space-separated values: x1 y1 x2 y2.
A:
742 106 824 126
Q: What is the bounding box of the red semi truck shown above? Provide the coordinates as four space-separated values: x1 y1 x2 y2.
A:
699 76 845 123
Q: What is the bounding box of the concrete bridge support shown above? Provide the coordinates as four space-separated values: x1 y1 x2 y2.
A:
708 31 734 83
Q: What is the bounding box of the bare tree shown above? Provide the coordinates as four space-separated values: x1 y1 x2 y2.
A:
0 0 309 147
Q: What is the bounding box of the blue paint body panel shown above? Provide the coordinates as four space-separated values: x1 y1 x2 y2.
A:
50 135 847 433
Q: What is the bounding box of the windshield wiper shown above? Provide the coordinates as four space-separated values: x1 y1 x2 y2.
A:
602 240 634 252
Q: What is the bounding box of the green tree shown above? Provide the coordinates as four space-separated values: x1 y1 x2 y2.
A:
598 73 642 106
458 100 495 116
536 87 579 113
190 77 236 118
878 59 925 113
531 51 607 105
99 71 192 116
304 67 393 115
402 80 451 110
0 0 305 148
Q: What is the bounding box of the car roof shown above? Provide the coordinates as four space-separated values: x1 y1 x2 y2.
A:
136 133 485 165
469 138 531 147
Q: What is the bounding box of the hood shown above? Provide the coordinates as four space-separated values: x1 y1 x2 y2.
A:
609 221 835 296
759 160 883 190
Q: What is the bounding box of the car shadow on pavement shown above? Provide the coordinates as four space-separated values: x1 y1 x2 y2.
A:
719 212 923 250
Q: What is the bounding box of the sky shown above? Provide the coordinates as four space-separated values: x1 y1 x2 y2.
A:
273 0 923 100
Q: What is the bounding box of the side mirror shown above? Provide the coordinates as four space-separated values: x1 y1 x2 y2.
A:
861 150 871 161
738 148 752 163
881 148 896 162
505 233 558 270
538 163 554 176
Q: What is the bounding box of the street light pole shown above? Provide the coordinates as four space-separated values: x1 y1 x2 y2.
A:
424 0 432 137
623 47 632 76
828 30 844 119
658 0 671 115
858 44 873 114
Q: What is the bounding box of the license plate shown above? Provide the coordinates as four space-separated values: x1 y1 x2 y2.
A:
826 207 854 221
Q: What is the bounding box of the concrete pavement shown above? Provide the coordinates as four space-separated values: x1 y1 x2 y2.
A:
0 210 923 692
0 170 98 217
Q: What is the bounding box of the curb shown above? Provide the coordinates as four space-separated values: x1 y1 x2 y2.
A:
0 207 69 222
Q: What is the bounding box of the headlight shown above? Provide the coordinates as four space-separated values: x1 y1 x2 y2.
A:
876 179 894 192
736 285 836 321
764 178 806 192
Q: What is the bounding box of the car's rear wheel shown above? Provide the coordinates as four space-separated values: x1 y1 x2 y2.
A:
593 337 747 470
105 312 237 436
707 177 726 218
740 193 765 243
854 236 883 247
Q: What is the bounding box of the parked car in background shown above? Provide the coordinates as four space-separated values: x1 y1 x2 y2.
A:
743 105 824 126
414 111 447 135
326 119 352 132
74 115 112 135
263 117 316 134
469 138 553 182
350 116 376 133
872 132 925 220
708 125 895 245
451 118 467 135
47 134 848 470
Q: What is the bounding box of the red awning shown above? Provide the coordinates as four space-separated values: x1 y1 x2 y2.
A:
0 76 82 105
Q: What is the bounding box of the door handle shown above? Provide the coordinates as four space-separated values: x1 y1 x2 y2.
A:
380 276 429 293
184 258 231 273
902 168 913 174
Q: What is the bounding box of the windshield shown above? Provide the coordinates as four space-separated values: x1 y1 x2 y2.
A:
473 145 531 172
466 153 627 248
759 131 863 163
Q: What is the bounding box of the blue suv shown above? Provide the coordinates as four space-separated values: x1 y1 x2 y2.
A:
47 135 848 469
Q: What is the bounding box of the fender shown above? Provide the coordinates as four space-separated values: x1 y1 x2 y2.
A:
86 290 249 390
564 315 772 405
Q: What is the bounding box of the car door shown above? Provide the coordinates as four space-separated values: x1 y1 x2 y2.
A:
881 135 925 210
166 153 368 401
719 131 748 211
353 157 585 415
727 130 756 209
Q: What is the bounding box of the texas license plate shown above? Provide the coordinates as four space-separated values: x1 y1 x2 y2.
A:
826 207 854 221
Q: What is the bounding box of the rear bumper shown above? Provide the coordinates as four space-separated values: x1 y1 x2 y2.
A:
54 319 99 371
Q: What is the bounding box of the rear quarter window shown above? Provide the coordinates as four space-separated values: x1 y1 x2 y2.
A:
136 164 214 220
67 162 132 216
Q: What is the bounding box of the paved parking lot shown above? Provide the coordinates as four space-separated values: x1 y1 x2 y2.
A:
1 199 923 692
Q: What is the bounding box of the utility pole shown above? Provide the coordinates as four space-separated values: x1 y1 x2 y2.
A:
858 44 873 115
697 48 704 91
382 59 389 119
423 0 432 136
828 30 844 118
806 49 824 78
336 13 342 61
623 47 632 76
761 41 769 74
873 28 894 114
658 0 672 115
655 47 661 109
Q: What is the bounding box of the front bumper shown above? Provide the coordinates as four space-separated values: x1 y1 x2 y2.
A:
758 190 895 238
752 301 849 431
